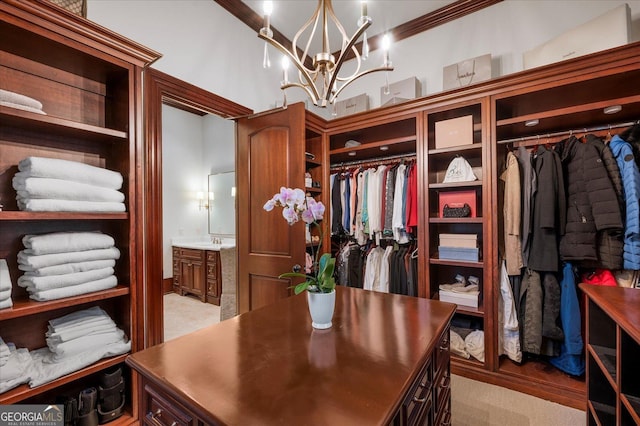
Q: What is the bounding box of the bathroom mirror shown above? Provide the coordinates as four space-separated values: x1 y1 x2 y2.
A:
208 171 236 235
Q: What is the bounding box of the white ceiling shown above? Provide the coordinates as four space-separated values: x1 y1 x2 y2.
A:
245 1 456 56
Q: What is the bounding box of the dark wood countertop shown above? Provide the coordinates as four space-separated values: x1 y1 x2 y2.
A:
580 284 640 344
127 286 456 425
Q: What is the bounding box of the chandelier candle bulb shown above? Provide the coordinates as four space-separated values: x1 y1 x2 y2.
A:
282 56 290 83
382 34 391 66
361 1 367 17
263 1 272 30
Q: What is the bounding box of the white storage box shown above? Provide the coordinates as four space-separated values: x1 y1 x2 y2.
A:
334 93 369 117
523 4 630 70
380 77 422 107
439 233 477 248
443 54 492 91
439 289 479 308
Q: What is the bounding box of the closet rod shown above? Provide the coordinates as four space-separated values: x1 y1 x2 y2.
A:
330 153 416 170
496 120 638 145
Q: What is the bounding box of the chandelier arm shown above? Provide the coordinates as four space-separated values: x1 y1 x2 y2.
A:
293 0 322 65
324 18 372 102
281 81 321 106
324 0 350 50
258 33 321 102
329 64 394 104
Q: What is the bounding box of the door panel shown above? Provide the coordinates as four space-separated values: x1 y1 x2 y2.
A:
237 103 307 314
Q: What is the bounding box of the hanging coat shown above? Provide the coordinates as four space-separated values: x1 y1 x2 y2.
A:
499 260 522 363
609 135 640 269
550 262 585 376
556 136 624 269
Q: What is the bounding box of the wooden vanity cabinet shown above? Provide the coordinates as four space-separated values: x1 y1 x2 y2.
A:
173 248 206 301
205 250 221 306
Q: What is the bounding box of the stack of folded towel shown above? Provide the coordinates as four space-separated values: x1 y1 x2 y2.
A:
12 156 125 212
0 259 12 309
17 231 120 302
27 307 131 389
0 336 33 394
44 306 127 363
0 89 45 115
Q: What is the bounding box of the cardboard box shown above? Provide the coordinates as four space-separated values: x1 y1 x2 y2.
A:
439 190 477 218
380 77 422 107
439 289 479 308
443 53 492 91
334 93 369 117
438 246 479 262
435 115 473 149
439 233 477 248
523 4 630 70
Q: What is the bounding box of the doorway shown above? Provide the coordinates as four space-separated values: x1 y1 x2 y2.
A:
143 68 252 347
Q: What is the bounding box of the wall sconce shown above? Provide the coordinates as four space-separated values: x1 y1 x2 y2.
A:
197 191 208 210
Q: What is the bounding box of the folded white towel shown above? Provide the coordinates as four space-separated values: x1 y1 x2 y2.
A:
0 259 12 291
0 298 13 309
49 306 107 328
0 101 46 115
47 321 116 345
18 267 114 292
47 329 125 362
0 337 9 366
29 340 130 388
0 89 43 110
0 288 11 300
49 316 115 335
0 347 32 393
23 259 116 278
22 232 115 256
13 175 125 203
18 157 122 190
28 275 117 301
18 247 120 270
17 198 126 213
0 344 32 382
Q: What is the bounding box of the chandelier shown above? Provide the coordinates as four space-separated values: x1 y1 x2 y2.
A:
259 0 394 108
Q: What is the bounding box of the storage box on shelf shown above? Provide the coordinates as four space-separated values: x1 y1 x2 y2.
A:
0 0 159 418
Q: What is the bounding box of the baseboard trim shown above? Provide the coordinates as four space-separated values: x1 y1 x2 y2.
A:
163 278 174 294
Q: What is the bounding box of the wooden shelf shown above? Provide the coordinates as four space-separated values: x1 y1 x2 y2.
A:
429 181 482 190
0 211 129 221
429 217 483 224
0 285 130 320
429 257 483 268
428 143 482 156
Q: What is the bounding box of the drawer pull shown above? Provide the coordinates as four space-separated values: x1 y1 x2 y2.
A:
440 375 451 390
146 409 178 426
439 338 449 350
413 395 428 404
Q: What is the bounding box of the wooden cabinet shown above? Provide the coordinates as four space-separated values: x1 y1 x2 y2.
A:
205 250 221 305
581 285 640 426
172 247 221 305
0 0 159 416
128 286 455 425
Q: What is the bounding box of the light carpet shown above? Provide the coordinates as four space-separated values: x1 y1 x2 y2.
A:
163 293 220 341
163 294 586 424
451 374 585 425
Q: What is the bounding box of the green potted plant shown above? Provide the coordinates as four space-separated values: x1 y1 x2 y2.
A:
264 187 336 328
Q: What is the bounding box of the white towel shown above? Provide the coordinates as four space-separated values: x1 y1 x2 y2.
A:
0 259 12 291
0 101 46 115
49 306 107 328
0 289 11 300
17 198 126 213
47 320 116 345
0 347 32 393
22 232 115 256
22 259 116 277
13 175 124 203
18 157 123 190
18 267 114 292
0 89 43 110
18 247 120 270
28 340 130 388
47 329 125 362
29 275 117 301
0 298 12 309
0 337 9 366
49 316 115 335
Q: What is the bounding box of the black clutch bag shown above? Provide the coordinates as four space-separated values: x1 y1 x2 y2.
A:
442 203 471 218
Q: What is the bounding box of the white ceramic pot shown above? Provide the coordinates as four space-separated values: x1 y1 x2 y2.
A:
307 289 336 329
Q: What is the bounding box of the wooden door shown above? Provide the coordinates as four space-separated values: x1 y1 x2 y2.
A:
237 103 307 313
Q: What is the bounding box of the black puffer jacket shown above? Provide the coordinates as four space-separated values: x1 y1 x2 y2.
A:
585 134 624 218
556 136 624 269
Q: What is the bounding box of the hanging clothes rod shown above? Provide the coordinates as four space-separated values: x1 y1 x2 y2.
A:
496 120 638 145
330 153 416 170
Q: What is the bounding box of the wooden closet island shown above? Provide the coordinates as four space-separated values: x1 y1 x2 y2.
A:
126 286 456 425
